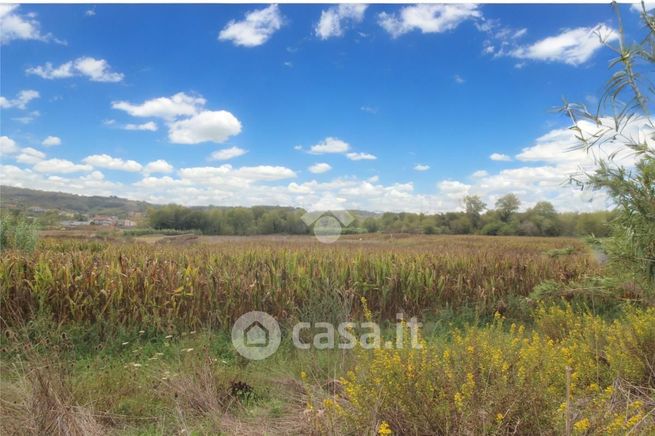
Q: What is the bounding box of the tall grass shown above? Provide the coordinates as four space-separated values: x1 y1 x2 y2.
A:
0 216 38 252
0 236 600 333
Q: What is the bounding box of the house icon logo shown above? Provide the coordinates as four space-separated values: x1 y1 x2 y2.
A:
244 320 268 347
232 311 281 360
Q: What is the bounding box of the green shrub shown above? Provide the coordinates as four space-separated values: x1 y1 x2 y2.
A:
0 215 38 252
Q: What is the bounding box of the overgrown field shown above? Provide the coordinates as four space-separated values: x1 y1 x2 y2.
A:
1 235 653 435
1 235 600 331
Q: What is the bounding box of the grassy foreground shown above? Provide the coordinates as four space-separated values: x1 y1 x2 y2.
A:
0 235 653 434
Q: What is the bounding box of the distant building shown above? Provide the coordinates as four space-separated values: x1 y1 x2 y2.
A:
60 220 91 227
28 206 47 213
91 215 117 226
118 219 137 228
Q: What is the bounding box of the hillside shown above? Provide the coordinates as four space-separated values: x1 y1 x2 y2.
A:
0 186 151 217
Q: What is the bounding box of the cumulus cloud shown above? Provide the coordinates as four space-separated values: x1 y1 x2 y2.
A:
0 90 39 109
144 159 173 175
490 153 512 162
0 136 19 155
16 147 46 165
209 146 247 161
413 164 430 171
515 117 653 168
378 4 480 38
509 24 618 66
306 137 376 161
346 152 377 161
178 164 296 187
168 111 242 144
42 136 61 147
315 4 367 40
113 92 241 144
1 165 120 196
82 154 143 172
471 170 489 178
112 93 205 120
309 137 351 154
0 5 55 44
219 5 284 47
309 162 332 174
124 122 158 131
27 57 124 82
33 159 93 174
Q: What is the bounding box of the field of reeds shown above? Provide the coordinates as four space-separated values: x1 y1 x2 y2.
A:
1 235 653 435
0 235 600 332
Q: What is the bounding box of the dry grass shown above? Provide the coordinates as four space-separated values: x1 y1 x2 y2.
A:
0 235 600 332
0 359 104 436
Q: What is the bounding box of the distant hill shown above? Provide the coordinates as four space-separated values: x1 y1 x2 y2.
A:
0 186 383 220
0 186 152 217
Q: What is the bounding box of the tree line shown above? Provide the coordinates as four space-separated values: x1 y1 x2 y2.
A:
146 194 614 237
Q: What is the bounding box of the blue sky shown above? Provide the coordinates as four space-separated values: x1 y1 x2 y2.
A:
1 3 653 212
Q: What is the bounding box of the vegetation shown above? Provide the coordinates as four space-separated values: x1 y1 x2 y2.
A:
0 235 652 434
561 3 654 290
146 200 615 238
0 214 38 252
1 185 149 217
0 6 653 436
0 236 601 332
328 305 655 435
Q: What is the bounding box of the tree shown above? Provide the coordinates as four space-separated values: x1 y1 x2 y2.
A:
562 4 654 290
495 194 521 222
526 201 561 236
464 195 486 230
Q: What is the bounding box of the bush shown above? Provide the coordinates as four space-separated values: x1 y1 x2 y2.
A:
0 215 39 252
331 307 655 435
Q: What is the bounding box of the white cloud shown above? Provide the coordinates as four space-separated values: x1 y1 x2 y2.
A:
0 89 39 109
113 92 241 145
347 152 377 161
438 180 471 197
179 164 296 186
219 5 284 47
453 74 465 84
27 57 124 82
168 110 242 144
16 147 46 165
515 117 653 168
124 121 158 131
0 5 52 44
414 164 430 171
210 146 247 161
510 24 618 66
490 152 512 162
42 136 61 147
82 154 143 172
33 159 93 174
378 4 480 38
1 165 120 196
0 136 19 155
472 170 488 178
73 57 124 82
309 137 351 154
85 9 96 16
316 4 367 40
309 162 332 174
112 93 206 120
144 159 173 175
